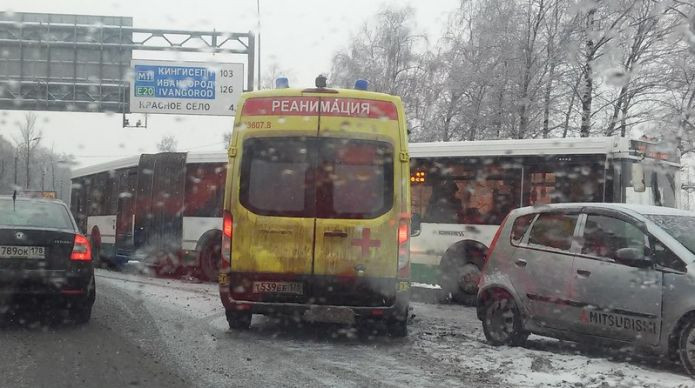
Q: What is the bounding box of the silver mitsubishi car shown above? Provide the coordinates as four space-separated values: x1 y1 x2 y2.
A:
477 203 695 376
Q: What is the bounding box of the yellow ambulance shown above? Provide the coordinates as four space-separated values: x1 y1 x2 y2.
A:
218 77 411 336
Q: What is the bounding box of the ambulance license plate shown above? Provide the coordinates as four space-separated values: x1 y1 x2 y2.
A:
252 281 303 295
0 246 45 259
304 306 355 324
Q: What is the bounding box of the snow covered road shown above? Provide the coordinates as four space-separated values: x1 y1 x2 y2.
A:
95 269 694 387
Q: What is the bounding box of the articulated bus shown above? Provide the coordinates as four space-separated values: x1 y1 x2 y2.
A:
71 136 680 297
409 137 680 303
70 152 226 280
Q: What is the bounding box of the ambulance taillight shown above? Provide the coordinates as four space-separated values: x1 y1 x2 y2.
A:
397 219 410 278
221 210 233 268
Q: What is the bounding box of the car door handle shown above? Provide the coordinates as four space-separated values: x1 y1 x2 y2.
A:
324 231 348 238
514 259 527 268
576 269 591 277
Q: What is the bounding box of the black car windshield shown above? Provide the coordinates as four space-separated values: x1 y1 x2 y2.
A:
646 214 695 255
0 199 74 230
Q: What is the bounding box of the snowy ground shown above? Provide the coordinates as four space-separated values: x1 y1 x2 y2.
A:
96 269 694 387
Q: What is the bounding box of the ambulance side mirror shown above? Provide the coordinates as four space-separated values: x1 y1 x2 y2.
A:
411 214 422 237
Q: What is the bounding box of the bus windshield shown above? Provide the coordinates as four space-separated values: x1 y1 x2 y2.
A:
621 160 677 207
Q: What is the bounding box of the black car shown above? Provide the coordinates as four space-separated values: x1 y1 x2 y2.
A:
0 195 95 323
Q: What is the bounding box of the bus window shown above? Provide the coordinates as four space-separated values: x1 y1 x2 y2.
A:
413 157 521 225
184 163 226 217
422 179 461 224
524 157 604 205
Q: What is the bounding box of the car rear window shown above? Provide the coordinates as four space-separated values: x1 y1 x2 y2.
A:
0 199 74 230
240 137 394 219
527 213 578 251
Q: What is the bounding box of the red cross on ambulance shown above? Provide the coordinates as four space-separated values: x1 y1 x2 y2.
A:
351 228 381 257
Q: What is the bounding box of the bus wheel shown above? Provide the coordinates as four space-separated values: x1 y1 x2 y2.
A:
226 309 252 330
90 227 102 268
199 237 221 282
153 253 178 277
440 245 484 305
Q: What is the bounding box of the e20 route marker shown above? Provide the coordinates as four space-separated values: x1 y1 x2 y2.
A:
129 59 244 116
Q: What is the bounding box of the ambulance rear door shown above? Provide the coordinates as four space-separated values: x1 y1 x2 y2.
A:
312 96 402 305
230 95 319 302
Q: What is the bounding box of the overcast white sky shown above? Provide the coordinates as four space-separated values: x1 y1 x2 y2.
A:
1 0 457 168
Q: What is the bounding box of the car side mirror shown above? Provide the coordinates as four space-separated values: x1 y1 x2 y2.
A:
411 213 422 237
615 247 652 268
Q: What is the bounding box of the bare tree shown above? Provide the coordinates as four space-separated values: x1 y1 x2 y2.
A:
156 135 178 152
327 0 694 143
14 113 42 189
261 62 293 89
330 5 427 134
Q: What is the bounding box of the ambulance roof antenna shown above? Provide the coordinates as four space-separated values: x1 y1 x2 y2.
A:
315 74 327 88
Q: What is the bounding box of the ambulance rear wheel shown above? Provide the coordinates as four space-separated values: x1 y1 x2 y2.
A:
226 309 251 330
386 306 409 338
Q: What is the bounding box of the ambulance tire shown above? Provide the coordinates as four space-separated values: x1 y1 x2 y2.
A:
226 309 252 330
386 306 409 338
677 318 695 376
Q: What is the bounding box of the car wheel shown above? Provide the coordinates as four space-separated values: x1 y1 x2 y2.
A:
386 306 409 338
199 238 221 282
69 303 92 324
481 292 528 346
226 309 252 330
69 287 95 325
677 318 695 376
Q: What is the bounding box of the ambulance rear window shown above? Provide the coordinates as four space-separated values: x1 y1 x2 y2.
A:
316 139 393 219
240 137 313 217
240 137 393 219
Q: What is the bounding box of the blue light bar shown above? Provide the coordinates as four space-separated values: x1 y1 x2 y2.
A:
275 77 289 89
354 79 369 90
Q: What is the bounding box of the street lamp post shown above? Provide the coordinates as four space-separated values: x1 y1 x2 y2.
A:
257 0 261 90
25 136 41 189
13 151 18 186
